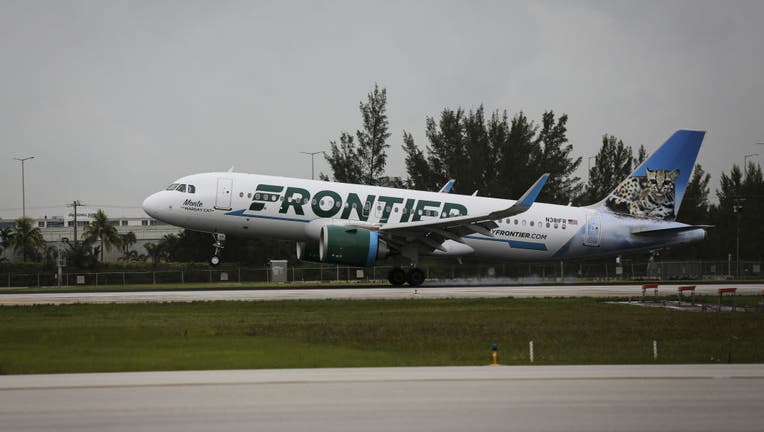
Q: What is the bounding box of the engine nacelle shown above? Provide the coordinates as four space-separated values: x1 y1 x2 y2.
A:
319 225 389 267
296 241 321 262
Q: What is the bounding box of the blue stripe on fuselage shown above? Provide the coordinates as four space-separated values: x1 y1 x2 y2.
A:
225 209 309 223
464 235 547 251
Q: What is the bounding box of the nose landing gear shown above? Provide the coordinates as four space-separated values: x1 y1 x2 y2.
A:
210 233 225 266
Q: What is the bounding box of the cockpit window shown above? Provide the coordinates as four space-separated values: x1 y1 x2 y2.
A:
166 183 179 191
188 185 196 194
176 184 187 193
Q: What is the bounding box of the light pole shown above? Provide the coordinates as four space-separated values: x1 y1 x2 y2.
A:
13 156 34 219
300 151 324 180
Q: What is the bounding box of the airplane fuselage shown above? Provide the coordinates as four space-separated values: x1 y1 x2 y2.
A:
143 172 705 262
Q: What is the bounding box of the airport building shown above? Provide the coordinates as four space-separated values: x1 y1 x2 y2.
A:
0 214 183 262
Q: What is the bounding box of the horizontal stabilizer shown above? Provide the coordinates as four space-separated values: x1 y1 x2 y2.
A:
632 225 713 236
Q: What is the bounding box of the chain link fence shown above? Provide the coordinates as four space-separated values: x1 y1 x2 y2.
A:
0 259 762 288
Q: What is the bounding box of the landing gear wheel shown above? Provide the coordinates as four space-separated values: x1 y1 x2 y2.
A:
388 268 407 286
407 268 425 287
210 233 226 267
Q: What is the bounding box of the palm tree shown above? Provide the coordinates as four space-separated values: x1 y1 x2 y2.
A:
0 227 13 249
9 218 46 262
83 210 122 262
119 231 137 261
0 227 12 262
144 242 164 266
64 236 98 269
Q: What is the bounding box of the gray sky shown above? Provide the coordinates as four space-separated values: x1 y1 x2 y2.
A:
1 0 762 219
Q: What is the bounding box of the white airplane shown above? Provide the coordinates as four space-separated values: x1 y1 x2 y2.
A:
143 130 708 286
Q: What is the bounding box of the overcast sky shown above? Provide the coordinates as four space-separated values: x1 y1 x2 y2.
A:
1 0 762 219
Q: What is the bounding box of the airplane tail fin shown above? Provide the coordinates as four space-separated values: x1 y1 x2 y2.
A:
595 129 705 221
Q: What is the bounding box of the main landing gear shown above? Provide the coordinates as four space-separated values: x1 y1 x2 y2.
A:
210 233 225 267
387 267 425 287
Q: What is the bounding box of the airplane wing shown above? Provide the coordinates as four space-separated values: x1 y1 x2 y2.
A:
372 174 549 252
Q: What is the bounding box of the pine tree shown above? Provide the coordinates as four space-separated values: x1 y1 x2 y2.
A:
534 111 582 204
323 132 362 183
323 84 391 185
401 131 435 190
677 164 711 223
356 84 391 185
580 135 634 205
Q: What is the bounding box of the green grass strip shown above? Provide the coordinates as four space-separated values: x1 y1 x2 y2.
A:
0 298 762 374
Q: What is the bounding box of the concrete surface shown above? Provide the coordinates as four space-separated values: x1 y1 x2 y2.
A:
0 283 762 305
1 365 762 431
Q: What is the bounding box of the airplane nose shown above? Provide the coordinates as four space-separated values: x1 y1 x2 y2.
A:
142 192 162 219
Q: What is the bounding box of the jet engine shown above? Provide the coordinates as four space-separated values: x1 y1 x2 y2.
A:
296 241 321 262
318 225 389 267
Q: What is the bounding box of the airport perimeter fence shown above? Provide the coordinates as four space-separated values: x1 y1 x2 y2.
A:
0 259 762 288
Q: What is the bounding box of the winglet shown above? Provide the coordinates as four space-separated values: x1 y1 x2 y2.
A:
486 173 549 220
517 174 549 208
438 179 456 193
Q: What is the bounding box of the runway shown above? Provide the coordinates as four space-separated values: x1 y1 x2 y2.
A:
1 365 762 431
0 283 762 305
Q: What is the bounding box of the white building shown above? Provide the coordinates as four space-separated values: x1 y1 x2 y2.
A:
0 214 183 262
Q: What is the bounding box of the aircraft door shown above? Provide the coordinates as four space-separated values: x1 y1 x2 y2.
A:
584 213 601 247
215 178 233 210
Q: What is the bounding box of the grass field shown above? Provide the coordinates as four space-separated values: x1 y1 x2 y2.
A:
0 297 762 374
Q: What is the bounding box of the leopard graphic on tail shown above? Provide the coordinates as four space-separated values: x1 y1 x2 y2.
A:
605 168 680 220
592 130 705 222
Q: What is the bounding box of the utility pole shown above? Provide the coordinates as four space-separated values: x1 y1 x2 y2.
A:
13 156 34 218
300 151 323 180
67 200 83 246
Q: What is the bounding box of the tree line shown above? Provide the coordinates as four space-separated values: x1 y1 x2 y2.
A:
322 84 764 261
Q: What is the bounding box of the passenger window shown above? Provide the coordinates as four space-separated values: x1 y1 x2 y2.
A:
514 219 518 225
176 184 186 193
546 222 550 228
188 185 196 193
239 192 244 198
530 221 534 227
522 220 527 226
